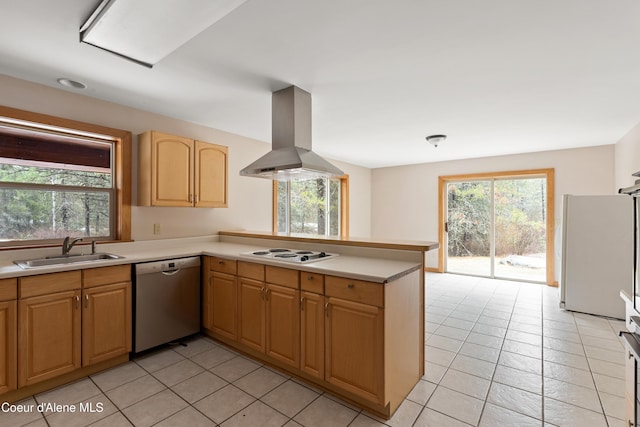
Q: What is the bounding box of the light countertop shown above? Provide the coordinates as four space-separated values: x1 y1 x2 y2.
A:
0 236 422 283
219 230 439 252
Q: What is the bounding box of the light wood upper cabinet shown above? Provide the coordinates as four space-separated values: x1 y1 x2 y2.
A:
195 140 228 208
0 279 17 394
138 131 228 207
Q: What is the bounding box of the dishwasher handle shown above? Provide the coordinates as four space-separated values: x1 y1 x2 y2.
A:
161 269 181 276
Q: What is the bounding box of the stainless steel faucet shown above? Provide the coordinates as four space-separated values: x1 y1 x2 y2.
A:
62 236 83 256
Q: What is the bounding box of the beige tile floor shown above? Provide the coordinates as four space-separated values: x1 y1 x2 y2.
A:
0 273 629 426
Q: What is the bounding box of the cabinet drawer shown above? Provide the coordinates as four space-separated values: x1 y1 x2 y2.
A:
210 257 237 274
301 272 324 294
0 278 17 301
238 261 265 281
19 271 82 299
325 276 383 307
266 266 299 289
83 265 131 288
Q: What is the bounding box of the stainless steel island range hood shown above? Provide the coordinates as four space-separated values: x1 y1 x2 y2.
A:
240 85 344 180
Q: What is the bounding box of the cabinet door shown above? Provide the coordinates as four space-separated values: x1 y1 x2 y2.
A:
82 282 132 366
265 284 300 368
195 141 228 208
300 291 324 379
19 290 81 387
238 277 265 352
204 272 237 340
0 300 16 394
151 132 194 206
325 297 384 404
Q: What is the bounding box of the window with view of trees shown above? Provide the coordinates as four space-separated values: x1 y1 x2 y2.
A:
0 113 130 246
274 177 348 237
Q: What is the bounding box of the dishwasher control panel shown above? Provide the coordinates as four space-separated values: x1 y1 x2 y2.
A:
135 256 200 274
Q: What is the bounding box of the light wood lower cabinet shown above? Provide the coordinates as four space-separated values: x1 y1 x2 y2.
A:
208 260 302 369
17 266 132 388
82 265 132 367
265 284 299 367
0 278 17 394
300 291 324 379
325 297 384 404
238 277 265 352
18 271 82 388
82 282 131 366
204 272 238 340
203 257 238 341
19 289 82 387
203 258 421 419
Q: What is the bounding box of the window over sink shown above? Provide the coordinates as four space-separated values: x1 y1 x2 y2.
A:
273 176 349 238
0 106 131 247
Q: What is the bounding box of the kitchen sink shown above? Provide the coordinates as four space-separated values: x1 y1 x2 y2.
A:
13 253 124 269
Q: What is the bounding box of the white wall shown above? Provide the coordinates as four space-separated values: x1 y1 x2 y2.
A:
0 74 371 240
371 145 616 272
615 121 640 190
332 159 372 238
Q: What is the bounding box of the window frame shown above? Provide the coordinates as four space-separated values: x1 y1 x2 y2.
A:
272 175 349 238
438 168 555 285
0 105 132 249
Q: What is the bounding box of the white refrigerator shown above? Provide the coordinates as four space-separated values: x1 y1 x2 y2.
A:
560 194 633 319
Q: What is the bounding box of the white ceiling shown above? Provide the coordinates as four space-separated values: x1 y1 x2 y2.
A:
1 0 639 168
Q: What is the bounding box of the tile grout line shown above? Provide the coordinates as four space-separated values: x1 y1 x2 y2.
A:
475 277 517 427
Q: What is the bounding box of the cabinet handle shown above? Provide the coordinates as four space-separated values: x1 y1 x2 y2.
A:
347 283 355 289
266 289 271 300
629 420 634 427
629 351 634 360
261 287 266 300
195 194 199 203
85 294 89 308
75 295 80 310
189 194 194 203
307 275 313 281
325 302 329 317
300 297 305 310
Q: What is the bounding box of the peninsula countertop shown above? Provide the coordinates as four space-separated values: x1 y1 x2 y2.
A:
0 236 424 283
218 230 439 252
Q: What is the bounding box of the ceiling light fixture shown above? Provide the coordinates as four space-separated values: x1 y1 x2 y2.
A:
57 78 87 89
426 134 447 147
80 0 249 68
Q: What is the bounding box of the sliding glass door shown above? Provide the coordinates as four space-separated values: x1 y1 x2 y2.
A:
446 181 492 277
445 175 548 283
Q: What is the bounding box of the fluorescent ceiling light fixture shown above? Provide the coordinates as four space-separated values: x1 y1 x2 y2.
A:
80 0 249 67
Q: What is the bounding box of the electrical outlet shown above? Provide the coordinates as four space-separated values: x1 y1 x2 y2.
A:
153 223 161 235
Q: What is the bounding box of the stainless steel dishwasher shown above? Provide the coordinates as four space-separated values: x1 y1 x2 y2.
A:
134 256 201 352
